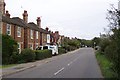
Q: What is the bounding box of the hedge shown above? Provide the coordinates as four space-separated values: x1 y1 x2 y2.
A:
20 48 36 63
35 50 52 60
58 47 66 54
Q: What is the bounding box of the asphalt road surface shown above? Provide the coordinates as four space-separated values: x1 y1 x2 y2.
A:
4 48 103 78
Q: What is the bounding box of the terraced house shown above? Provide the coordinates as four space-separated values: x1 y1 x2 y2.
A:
2 11 27 52
0 1 51 52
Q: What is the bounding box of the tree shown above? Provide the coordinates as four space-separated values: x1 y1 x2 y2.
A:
92 37 101 47
104 4 120 78
2 34 18 64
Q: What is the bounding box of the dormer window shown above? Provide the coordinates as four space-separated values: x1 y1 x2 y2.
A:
6 24 11 35
17 27 21 37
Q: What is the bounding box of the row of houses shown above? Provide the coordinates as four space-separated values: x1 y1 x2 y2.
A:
0 1 64 52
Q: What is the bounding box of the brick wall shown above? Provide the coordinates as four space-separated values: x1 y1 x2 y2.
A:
42 33 47 46
2 22 25 50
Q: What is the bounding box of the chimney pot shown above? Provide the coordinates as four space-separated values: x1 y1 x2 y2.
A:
46 27 49 31
36 17 41 28
5 10 10 18
23 10 28 23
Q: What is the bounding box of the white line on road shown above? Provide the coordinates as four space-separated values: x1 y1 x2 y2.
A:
67 57 80 66
67 61 73 66
54 67 64 75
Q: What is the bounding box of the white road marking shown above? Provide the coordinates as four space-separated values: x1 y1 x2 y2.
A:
67 61 73 66
67 57 80 66
54 67 64 75
67 63 70 66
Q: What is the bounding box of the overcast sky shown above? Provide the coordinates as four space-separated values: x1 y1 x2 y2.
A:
5 0 118 40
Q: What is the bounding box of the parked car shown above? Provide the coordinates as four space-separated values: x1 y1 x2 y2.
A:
36 45 58 55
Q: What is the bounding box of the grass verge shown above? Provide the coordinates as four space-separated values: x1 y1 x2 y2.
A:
96 51 116 78
0 64 18 69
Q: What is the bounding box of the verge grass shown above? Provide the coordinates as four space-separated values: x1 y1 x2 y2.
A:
96 51 116 78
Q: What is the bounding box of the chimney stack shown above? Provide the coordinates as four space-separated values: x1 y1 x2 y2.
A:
55 31 59 34
5 10 10 18
46 27 49 31
36 17 41 28
23 10 28 23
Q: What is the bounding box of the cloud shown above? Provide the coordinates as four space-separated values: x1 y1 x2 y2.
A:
5 0 118 39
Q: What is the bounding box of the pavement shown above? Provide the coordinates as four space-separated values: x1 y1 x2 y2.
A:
0 49 80 78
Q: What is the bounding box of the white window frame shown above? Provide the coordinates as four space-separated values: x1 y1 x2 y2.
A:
17 26 21 37
6 24 11 35
36 43 39 49
30 44 33 50
47 34 50 43
36 31 38 39
18 43 21 53
30 30 33 39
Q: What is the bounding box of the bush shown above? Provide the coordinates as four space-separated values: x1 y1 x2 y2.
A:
35 50 52 60
99 38 110 54
2 34 18 64
58 47 66 54
10 52 20 64
20 48 36 62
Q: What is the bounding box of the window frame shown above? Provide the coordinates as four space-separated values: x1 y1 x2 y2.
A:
6 24 11 35
17 26 21 37
30 44 33 50
36 31 39 39
30 30 33 39
36 43 39 49
18 43 21 53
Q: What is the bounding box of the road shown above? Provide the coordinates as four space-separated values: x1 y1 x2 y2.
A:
3 48 103 78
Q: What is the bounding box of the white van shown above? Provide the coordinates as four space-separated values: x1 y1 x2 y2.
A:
37 45 58 55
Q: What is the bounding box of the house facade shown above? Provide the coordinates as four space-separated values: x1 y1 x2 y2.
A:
2 13 27 52
28 22 41 50
36 17 50 46
1 0 58 52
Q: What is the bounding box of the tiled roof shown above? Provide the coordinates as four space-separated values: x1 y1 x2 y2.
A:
40 28 50 34
28 22 50 34
2 16 27 28
2 16 50 34
2 16 13 24
28 22 40 31
11 17 28 28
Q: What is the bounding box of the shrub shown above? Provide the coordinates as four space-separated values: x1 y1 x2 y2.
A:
2 34 18 64
58 47 66 54
10 52 20 64
99 38 110 54
35 50 52 60
20 48 36 62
